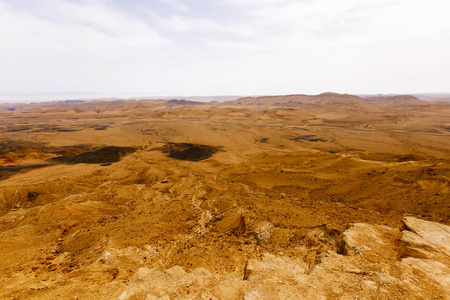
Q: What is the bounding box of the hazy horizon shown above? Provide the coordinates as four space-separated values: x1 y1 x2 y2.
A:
0 92 245 103
2 91 450 104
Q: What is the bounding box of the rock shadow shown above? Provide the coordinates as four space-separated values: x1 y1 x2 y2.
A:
290 135 326 142
0 164 49 181
50 146 136 164
159 143 221 162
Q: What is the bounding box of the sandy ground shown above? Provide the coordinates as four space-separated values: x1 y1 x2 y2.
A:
0 94 449 299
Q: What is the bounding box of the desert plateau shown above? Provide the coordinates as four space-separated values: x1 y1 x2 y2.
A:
0 93 449 299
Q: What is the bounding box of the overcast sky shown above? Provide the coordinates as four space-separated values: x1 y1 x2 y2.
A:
1 0 449 100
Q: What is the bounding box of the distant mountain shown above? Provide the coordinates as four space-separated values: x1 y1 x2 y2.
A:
164 99 206 106
412 93 450 101
230 92 426 108
361 95 426 107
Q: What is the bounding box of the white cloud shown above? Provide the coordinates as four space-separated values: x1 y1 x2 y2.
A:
0 0 166 57
218 0 450 46
156 0 189 12
0 0 449 96
0 0 169 93
150 13 256 37
219 0 296 8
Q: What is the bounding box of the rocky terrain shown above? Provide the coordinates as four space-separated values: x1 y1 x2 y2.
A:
0 93 449 299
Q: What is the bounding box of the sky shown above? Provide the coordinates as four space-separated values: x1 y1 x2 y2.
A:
1 0 449 101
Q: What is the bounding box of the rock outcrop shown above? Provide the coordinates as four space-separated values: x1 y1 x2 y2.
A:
118 217 450 299
401 216 450 261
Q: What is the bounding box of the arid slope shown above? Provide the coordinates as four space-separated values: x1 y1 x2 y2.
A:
0 94 449 299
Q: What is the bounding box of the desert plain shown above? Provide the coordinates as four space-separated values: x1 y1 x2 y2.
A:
0 93 449 299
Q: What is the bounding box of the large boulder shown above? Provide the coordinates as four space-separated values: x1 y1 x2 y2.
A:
400 216 450 261
337 223 400 260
